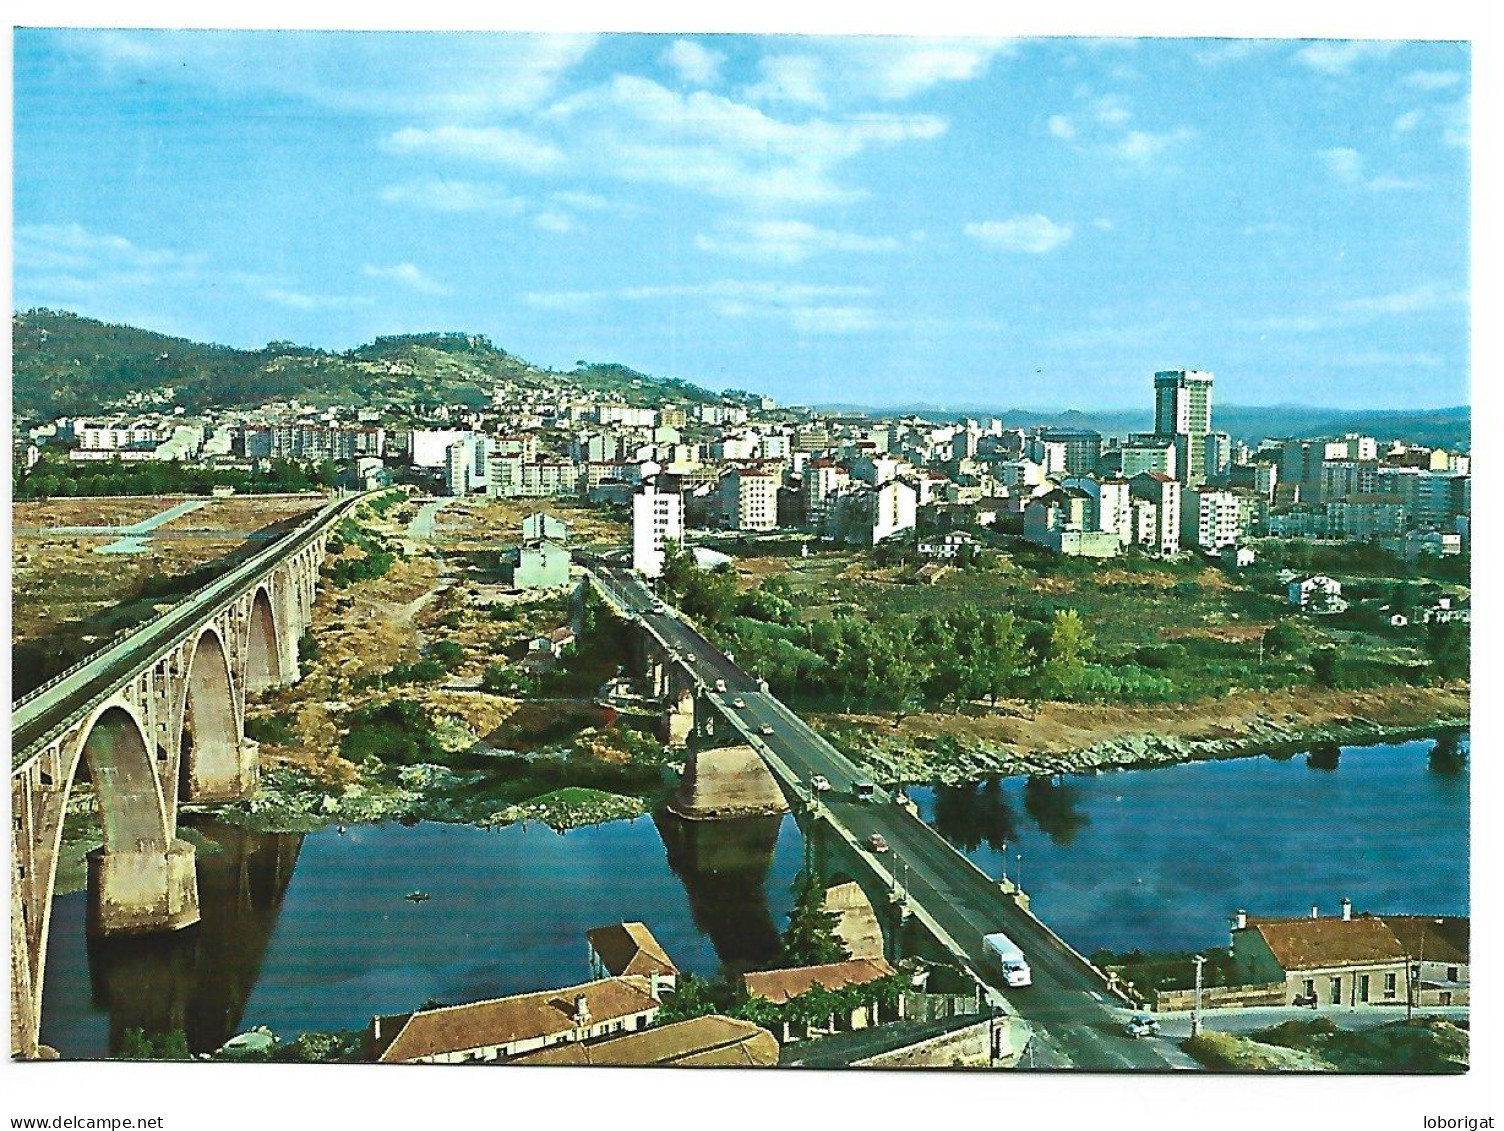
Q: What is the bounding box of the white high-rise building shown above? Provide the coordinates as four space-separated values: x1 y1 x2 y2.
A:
1154 369 1214 485
632 475 685 579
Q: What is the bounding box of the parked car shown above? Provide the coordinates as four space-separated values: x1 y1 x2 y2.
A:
714 679 727 692
810 775 832 792
731 697 747 708
866 833 890 854
760 724 775 736
1124 1013 1160 1038
1292 992 1318 1008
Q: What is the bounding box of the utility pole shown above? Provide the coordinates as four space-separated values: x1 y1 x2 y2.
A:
1191 954 1206 1037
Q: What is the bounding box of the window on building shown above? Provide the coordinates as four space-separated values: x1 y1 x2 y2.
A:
1385 972 1398 998
1447 966 1459 982
1358 974 1370 1003
1329 977 1342 1005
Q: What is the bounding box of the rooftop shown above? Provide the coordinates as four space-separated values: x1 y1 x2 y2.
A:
508 1014 777 1068
372 977 658 1063
586 921 679 979
743 958 895 1005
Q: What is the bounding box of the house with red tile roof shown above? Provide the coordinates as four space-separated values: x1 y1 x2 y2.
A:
1229 900 1468 1009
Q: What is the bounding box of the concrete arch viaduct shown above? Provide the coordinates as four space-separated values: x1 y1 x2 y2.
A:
10 493 363 1058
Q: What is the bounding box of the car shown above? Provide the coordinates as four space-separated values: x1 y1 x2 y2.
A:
1124 1013 1160 1039
714 679 727 692
684 654 697 664
810 774 831 792
650 600 665 614
1292 992 1318 1008
760 724 775 736
731 697 747 709
866 833 890 854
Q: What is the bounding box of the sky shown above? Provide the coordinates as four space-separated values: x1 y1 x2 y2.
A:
12 30 1471 411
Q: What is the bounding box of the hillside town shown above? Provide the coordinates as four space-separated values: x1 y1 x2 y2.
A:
16 366 1472 580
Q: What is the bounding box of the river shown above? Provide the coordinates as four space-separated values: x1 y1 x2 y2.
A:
40 733 1466 1058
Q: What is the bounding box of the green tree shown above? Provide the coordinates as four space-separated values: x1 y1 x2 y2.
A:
1310 647 1341 688
1262 621 1303 656
1037 609 1094 700
778 871 850 968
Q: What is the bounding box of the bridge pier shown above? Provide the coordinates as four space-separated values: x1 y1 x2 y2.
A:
87 839 201 936
661 689 695 748
182 738 261 804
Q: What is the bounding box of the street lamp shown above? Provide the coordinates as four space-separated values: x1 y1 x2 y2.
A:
1191 954 1206 1037
1016 853 1023 893
1407 918 1445 1021
1000 841 1008 886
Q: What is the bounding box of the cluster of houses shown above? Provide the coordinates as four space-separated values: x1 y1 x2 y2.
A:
366 919 913 1067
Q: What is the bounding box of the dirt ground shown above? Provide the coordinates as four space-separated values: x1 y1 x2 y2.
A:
821 684 1470 758
12 535 250 645
13 497 181 528
158 494 323 532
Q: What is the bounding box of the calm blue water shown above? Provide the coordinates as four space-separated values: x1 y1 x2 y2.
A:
40 734 1467 1058
910 735 1469 955
41 812 805 1058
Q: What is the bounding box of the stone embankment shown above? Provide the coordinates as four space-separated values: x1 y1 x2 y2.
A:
825 684 1469 785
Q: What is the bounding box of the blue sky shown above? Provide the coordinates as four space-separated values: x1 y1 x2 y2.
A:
13 30 1470 410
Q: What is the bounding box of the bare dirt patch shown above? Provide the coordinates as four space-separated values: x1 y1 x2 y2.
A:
158 494 323 532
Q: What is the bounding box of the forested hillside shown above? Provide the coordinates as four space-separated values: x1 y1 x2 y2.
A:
12 310 721 418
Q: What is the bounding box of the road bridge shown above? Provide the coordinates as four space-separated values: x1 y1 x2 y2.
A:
586 561 1181 1070
10 492 365 1058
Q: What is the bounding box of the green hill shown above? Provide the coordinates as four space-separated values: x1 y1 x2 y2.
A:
12 310 721 419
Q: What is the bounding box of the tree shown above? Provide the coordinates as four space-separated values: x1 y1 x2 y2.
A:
1424 621 1469 681
1262 621 1303 657
1309 647 1341 688
1037 609 1093 700
778 871 850 967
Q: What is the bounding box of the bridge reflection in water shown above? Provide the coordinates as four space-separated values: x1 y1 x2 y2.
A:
47 819 303 1057
652 810 785 973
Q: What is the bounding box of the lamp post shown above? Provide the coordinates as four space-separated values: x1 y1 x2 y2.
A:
1407 918 1444 1021
1000 841 1008 886
1016 853 1024 893
1191 954 1206 1037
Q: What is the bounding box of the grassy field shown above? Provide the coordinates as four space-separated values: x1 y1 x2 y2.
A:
1183 1016 1467 1073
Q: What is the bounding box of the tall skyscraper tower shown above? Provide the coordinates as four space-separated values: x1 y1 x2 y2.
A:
1153 369 1214 485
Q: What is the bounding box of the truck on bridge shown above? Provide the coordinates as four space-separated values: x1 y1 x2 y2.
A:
983 932 1034 988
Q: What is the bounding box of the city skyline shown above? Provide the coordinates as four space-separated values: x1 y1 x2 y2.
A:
14 30 1470 411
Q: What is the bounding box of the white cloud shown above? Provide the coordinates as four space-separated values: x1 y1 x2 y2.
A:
1108 127 1195 163
362 262 452 295
1403 70 1463 91
1194 40 1278 66
14 222 192 277
1443 96 1469 148
743 54 828 108
1393 109 1425 134
384 125 565 173
1047 114 1076 141
263 289 373 311
68 30 597 119
552 190 612 212
790 306 878 334
862 39 1010 100
1093 96 1133 127
533 211 575 233
694 219 900 264
380 179 527 215
1294 40 1400 74
1337 283 1465 315
542 75 946 208
664 39 725 87
965 215 1074 254
522 279 879 334
1319 147 1419 191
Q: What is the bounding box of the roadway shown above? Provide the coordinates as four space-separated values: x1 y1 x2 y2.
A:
11 493 365 768
588 562 1183 1070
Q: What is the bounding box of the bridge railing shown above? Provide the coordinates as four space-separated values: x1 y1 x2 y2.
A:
11 492 368 770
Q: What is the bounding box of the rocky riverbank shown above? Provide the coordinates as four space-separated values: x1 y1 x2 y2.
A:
817 684 1469 785
187 764 651 835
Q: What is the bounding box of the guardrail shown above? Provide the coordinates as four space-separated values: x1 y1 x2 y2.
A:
11 492 369 772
